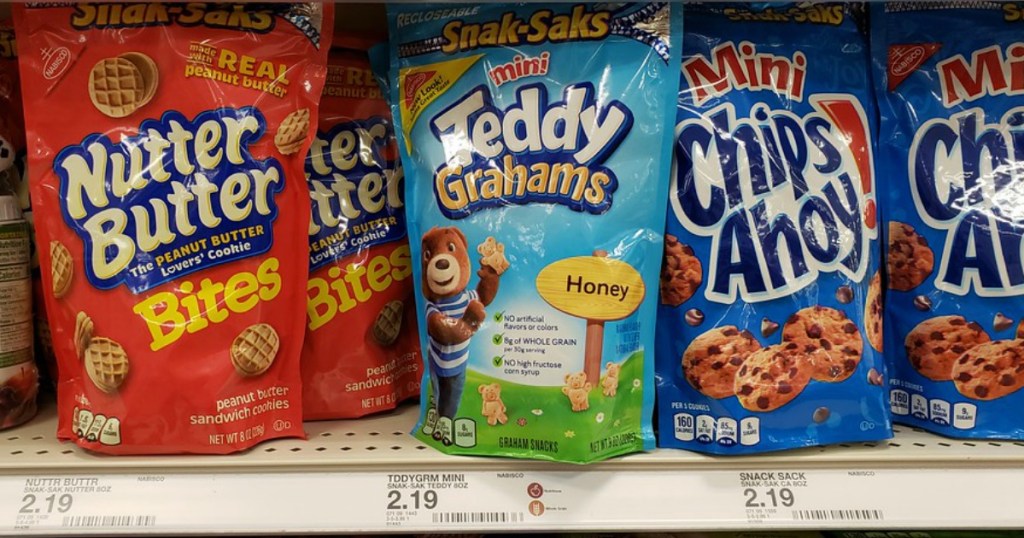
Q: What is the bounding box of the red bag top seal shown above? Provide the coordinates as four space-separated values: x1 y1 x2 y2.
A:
301 35 420 420
15 2 333 454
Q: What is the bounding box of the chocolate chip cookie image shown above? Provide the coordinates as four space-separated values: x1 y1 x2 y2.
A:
682 326 761 399
734 345 812 412
905 315 990 381
951 339 1024 400
888 222 934 291
865 272 884 352
660 234 702 306
782 306 863 382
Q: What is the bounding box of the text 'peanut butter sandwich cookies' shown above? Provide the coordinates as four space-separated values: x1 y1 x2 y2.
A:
301 34 421 420
656 3 892 454
379 3 682 463
15 3 333 454
873 2 1024 439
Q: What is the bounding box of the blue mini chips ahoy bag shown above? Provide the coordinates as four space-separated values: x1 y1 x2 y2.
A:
657 3 892 454
874 2 1024 439
384 3 680 462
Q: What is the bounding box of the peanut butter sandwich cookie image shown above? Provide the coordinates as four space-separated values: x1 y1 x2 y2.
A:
275 108 311 155
49 241 72 298
231 324 280 377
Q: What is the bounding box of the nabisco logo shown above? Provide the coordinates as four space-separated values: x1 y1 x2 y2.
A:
403 71 434 108
682 41 806 105
42 47 72 81
892 46 925 77
937 43 1024 107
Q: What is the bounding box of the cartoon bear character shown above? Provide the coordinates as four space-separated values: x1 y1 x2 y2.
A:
561 371 593 412
477 382 507 426
421 227 504 433
601 362 621 397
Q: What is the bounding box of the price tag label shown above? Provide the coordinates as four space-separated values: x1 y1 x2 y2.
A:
1 467 1022 533
4 476 160 532
383 473 525 527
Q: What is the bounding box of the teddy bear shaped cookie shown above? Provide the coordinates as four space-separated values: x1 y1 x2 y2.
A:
477 382 508 426
562 371 593 412
477 236 510 275
601 362 621 397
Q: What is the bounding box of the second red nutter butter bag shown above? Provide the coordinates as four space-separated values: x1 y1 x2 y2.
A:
15 3 333 454
301 35 421 420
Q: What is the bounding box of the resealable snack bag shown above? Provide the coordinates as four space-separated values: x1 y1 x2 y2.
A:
657 2 892 453
874 1 1024 439
383 3 681 462
16 2 332 453
301 34 420 420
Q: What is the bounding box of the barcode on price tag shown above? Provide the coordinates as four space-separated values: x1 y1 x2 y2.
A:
792 509 884 521
61 515 156 528
432 512 524 524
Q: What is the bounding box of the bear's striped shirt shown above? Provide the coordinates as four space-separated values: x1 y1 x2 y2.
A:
426 289 479 376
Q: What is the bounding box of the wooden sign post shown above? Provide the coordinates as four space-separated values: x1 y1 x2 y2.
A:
536 249 645 387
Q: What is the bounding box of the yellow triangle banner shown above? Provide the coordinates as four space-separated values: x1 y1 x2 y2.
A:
398 54 482 152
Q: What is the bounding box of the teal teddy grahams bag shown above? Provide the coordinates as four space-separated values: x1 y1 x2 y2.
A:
380 3 682 462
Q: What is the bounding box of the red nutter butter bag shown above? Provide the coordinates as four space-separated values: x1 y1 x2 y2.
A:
301 34 421 420
15 3 333 454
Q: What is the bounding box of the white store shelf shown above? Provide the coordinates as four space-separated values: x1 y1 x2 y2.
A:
1 400 1023 534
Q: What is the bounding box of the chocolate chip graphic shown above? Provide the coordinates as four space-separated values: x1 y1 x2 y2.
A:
739 384 753 395
994 312 1014 332
685 308 704 327
778 381 792 394
721 327 739 336
729 356 744 366
813 407 830 423
1000 374 1016 386
867 368 883 386
913 295 932 311
806 324 823 339
975 385 989 398
835 285 854 304
756 396 770 409
761 317 779 338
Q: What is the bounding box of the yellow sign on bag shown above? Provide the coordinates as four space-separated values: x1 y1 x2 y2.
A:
397 55 481 152
536 256 645 321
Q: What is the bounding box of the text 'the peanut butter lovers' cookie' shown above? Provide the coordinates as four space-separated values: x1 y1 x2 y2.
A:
15 4 333 454
300 37 421 421
381 3 681 462
873 2 1024 439
656 3 892 454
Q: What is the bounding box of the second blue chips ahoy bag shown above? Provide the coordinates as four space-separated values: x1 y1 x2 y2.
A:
874 2 1024 439
657 2 892 454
